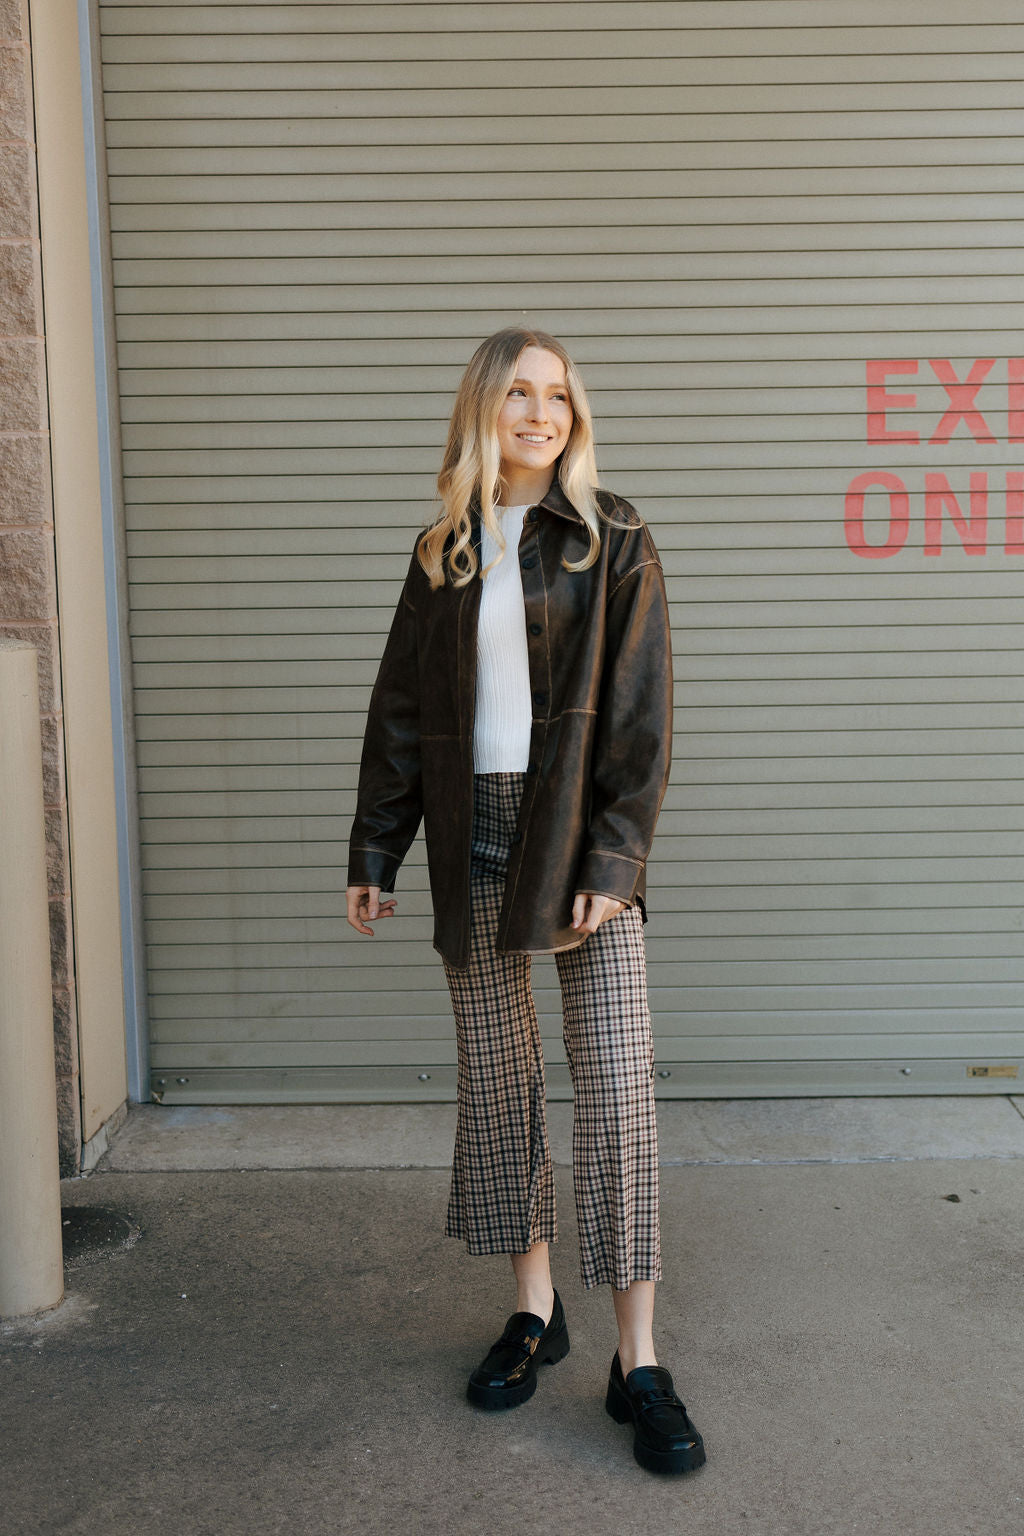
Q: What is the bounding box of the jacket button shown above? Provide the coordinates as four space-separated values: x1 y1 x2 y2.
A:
529 623 542 635
526 761 538 775
528 508 539 522
521 557 535 570
511 831 522 844
533 691 546 706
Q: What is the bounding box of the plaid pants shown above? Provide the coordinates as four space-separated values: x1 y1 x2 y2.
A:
442 772 661 1290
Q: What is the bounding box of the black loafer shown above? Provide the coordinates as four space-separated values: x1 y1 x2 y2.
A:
605 1351 706 1474
467 1290 570 1410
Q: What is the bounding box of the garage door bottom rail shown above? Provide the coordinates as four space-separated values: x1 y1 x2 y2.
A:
149 1058 1022 1104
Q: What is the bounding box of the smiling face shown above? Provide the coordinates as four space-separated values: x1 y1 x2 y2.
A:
495 346 574 502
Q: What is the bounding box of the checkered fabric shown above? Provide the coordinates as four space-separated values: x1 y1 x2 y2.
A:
442 772 662 1290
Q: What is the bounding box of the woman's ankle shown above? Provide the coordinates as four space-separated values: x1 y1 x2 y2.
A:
510 1243 555 1324
516 1283 555 1325
617 1342 658 1377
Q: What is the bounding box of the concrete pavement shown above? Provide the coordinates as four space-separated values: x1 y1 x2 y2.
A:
3 1099 1023 1535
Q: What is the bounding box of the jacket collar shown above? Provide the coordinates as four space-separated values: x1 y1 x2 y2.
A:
536 478 585 524
469 478 584 526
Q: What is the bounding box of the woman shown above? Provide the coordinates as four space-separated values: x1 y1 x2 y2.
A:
346 328 705 1476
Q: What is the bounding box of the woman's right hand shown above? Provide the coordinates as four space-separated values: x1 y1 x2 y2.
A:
346 884 397 936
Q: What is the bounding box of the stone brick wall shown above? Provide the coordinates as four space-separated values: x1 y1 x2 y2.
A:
1 0 80 1174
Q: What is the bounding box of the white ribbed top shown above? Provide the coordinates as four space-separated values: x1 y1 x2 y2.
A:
473 504 533 772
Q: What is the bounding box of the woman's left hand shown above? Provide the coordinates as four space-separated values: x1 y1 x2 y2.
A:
571 892 627 935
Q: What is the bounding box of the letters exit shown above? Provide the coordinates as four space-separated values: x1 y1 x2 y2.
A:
844 359 1024 558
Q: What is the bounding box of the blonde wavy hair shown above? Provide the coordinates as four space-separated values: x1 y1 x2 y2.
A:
417 327 602 589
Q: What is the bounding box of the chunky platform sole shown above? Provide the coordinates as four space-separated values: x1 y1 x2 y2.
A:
466 1324 570 1411
605 1373 707 1475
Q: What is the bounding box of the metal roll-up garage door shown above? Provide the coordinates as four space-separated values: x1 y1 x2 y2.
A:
98 0 1024 1102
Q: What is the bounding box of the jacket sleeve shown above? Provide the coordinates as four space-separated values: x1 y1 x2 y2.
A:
346 552 423 893
575 524 673 903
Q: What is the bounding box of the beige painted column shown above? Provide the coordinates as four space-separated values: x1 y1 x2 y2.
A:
28 0 127 1138
0 643 63 1317
1 0 82 1169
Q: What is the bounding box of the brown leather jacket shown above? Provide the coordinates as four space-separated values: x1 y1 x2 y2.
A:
347 481 673 971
